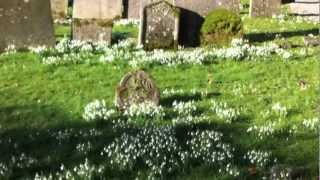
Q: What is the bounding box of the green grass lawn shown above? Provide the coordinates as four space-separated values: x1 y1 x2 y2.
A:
0 7 319 180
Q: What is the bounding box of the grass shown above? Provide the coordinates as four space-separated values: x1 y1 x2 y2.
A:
0 5 319 180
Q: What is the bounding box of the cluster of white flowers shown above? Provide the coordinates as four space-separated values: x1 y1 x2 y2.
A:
123 101 165 123
82 100 116 122
244 150 272 168
33 37 293 66
211 100 240 123
247 122 277 139
171 100 204 125
302 118 319 131
0 163 9 178
114 19 140 26
102 126 183 178
3 45 17 55
162 88 185 96
34 159 105 180
76 141 93 155
172 115 209 126
187 130 238 176
172 100 197 116
54 18 72 25
271 103 288 118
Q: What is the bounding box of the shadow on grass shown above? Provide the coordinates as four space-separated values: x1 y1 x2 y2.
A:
245 28 319 43
160 91 221 108
112 32 131 43
0 104 316 179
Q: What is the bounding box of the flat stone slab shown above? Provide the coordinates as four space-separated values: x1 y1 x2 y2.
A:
50 0 68 20
115 70 160 110
0 0 55 51
250 0 281 17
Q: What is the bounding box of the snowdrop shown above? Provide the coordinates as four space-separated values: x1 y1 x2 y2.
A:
302 118 319 131
244 150 272 168
124 101 165 123
82 100 116 122
247 122 277 139
211 100 240 123
272 103 288 117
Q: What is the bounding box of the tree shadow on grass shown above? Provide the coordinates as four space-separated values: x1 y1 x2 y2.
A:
112 32 131 43
0 104 316 179
160 91 221 108
245 28 319 43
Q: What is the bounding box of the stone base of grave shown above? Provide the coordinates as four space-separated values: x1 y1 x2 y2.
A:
289 0 320 22
72 19 113 44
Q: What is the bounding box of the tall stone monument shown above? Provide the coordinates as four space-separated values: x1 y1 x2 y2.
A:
72 0 123 43
250 0 281 17
0 0 55 51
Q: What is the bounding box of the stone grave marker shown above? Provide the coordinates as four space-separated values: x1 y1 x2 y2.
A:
175 0 240 47
0 0 55 52
50 0 68 20
123 0 141 19
115 70 160 110
250 0 281 17
139 0 180 50
72 0 123 43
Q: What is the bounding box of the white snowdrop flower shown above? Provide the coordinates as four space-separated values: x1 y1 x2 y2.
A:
272 103 288 117
83 100 116 122
302 118 319 131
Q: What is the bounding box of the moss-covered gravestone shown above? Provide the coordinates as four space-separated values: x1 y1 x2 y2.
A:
174 0 240 47
0 0 55 51
250 0 281 17
72 0 123 43
50 0 68 20
139 0 180 50
115 70 160 111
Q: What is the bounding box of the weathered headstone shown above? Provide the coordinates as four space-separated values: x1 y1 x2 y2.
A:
115 70 160 110
72 0 123 43
139 0 180 50
0 0 55 51
50 0 68 20
250 0 281 17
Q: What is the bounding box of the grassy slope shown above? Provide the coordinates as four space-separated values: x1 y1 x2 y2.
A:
0 9 319 180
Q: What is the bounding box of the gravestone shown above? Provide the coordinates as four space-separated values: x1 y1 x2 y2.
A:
175 0 239 16
123 0 141 19
175 0 240 47
0 0 55 52
72 0 123 43
139 0 180 50
289 0 320 22
50 0 68 20
115 70 160 110
250 0 281 17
